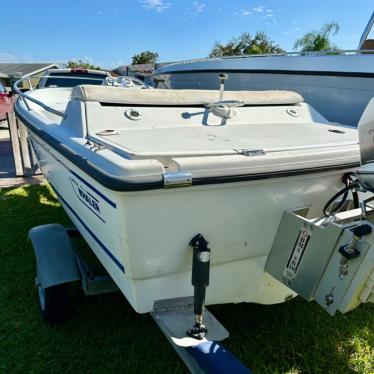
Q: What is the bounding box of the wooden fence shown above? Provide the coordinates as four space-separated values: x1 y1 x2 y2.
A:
6 111 40 177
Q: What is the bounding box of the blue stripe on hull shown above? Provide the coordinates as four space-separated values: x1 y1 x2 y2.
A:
69 167 117 209
31 135 117 209
52 185 125 273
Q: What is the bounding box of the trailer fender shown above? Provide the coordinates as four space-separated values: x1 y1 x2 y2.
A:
29 224 80 288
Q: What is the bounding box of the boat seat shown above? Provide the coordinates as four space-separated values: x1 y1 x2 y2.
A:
71 85 304 106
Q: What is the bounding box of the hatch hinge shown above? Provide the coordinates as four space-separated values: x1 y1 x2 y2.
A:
163 171 193 188
236 149 265 157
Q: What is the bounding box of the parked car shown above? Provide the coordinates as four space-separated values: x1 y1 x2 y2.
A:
0 83 14 122
38 68 111 88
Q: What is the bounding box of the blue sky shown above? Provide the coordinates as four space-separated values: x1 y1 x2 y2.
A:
0 0 372 68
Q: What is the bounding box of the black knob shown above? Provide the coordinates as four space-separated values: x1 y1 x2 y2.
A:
351 224 372 238
190 234 210 287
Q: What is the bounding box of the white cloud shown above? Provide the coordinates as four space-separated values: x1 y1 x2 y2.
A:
183 1 206 22
97 10 104 15
83 56 95 63
0 52 22 62
292 20 297 24
193 1 205 13
66 56 100 66
241 9 253 16
0 52 35 63
252 5 275 21
141 0 170 12
283 26 300 35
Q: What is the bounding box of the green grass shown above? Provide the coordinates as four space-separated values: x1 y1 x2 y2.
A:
0 184 373 374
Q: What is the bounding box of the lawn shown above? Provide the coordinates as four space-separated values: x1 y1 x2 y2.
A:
0 184 373 374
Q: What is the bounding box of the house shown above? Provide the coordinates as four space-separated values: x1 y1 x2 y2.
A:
0 63 59 89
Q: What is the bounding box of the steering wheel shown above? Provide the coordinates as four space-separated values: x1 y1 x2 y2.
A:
104 76 150 89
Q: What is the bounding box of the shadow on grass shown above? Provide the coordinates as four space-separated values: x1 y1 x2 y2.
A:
0 184 372 374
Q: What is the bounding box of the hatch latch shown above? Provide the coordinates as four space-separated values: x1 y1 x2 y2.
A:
236 149 266 157
163 171 192 188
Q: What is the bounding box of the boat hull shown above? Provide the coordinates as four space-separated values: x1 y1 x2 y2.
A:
29 129 356 313
154 54 374 126
157 71 374 127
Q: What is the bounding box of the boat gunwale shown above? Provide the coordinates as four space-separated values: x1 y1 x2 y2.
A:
15 103 360 192
154 68 374 79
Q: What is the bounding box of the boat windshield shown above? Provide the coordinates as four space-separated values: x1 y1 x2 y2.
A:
42 72 106 88
358 11 374 50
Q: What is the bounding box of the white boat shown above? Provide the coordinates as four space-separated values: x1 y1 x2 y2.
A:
14 80 362 314
153 13 374 127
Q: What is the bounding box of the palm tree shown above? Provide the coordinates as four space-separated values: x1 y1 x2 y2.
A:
294 22 340 52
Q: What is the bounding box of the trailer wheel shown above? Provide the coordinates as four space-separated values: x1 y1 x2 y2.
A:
37 282 70 325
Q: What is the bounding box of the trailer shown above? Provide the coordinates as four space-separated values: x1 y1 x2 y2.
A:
29 223 252 373
29 190 374 372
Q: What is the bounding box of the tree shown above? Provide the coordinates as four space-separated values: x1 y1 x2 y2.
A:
63 60 101 70
209 32 284 58
294 22 340 52
131 51 159 65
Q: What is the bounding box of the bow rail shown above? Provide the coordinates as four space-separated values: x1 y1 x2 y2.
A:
13 74 106 118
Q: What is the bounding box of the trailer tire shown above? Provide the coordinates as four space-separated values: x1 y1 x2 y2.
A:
37 283 70 325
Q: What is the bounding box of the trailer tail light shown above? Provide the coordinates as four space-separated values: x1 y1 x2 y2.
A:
70 68 88 74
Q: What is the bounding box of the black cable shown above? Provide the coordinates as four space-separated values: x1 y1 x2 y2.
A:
343 172 360 209
323 179 360 217
352 187 360 209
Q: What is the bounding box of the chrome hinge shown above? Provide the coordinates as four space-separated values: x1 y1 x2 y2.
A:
163 171 192 188
236 149 265 156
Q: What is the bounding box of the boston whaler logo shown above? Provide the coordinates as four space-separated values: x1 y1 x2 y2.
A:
70 177 104 222
79 186 100 213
